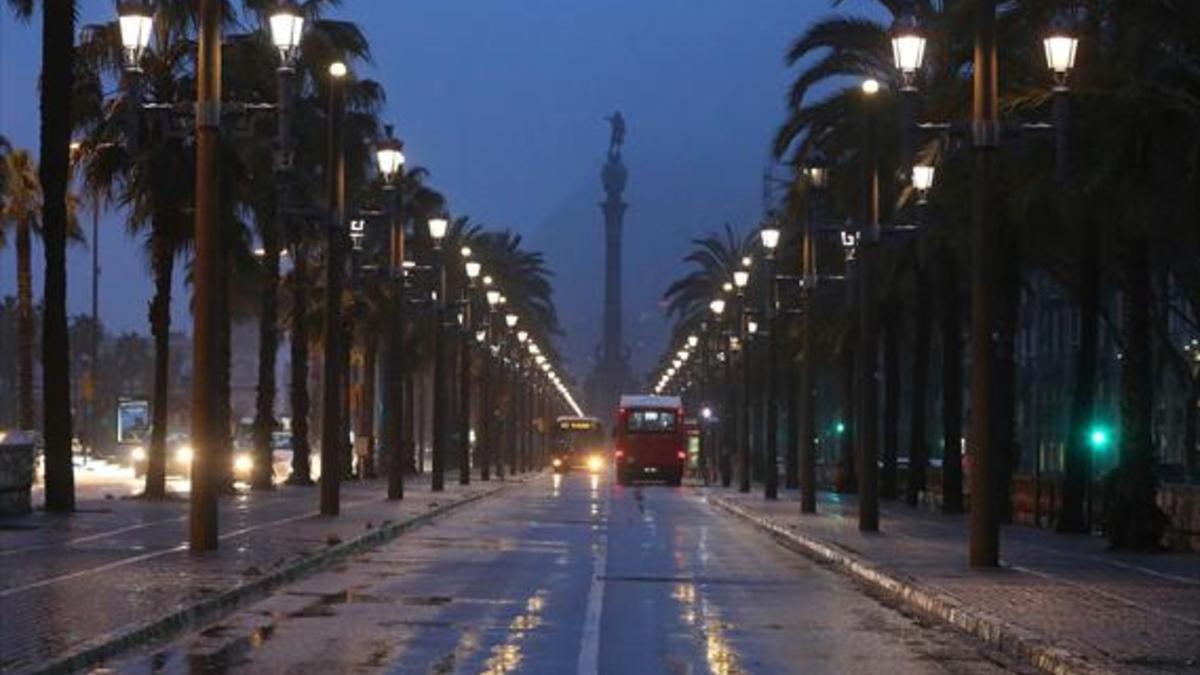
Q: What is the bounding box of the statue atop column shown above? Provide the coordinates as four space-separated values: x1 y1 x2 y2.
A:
587 111 634 418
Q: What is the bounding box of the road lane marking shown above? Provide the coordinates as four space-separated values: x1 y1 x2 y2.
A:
576 490 608 675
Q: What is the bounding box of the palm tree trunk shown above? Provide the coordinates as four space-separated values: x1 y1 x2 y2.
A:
359 334 378 479
144 231 174 499
288 242 313 485
16 216 34 430
836 336 856 493
881 302 900 500
907 258 932 506
252 223 280 490
940 246 964 513
785 334 800 490
1108 235 1167 549
215 265 233 492
993 222 1021 522
1060 225 1098 532
39 0 77 513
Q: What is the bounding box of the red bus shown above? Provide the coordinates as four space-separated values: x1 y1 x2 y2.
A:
614 395 687 486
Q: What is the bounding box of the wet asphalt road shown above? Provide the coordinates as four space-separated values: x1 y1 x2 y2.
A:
102 473 1029 674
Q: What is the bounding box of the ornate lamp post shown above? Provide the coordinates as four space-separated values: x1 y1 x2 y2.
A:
459 256 482 485
376 126 407 499
890 1 1078 565
318 60 349 515
428 217 449 491
761 225 781 500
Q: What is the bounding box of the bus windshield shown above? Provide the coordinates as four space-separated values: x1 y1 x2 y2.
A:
625 409 677 433
555 418 605 455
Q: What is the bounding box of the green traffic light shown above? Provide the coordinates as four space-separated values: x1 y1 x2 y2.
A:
835 421 846 435
1087 425 1111 452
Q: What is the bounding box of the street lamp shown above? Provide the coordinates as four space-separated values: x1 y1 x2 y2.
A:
733 270 750 289
861 78 881 95
760 223 781 500
505 313 519 328
760 227 781 252
1043 31 1079 89
710 298 726 316
912 164 935 203
118 1 154 72
487 290 501 306
428 217 448 244
465 261 482 279
687 335 699 348
268 1 305 67
375 126 405 184
891 8 926 90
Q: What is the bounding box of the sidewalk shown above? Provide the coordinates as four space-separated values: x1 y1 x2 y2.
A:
0 473 519 674
709 489 1199 675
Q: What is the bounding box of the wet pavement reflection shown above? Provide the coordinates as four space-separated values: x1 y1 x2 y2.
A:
100 474 1029 674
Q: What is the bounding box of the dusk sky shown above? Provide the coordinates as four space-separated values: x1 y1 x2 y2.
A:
0 1 880 381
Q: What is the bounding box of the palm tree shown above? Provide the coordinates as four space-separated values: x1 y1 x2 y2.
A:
663 224 757 486
75 15 198 500
6 0 78 512
0 149 41 431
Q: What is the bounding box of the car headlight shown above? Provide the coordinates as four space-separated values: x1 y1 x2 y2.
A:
175 445 193 465
552 458 563 468
234 453 253 473
586 455 604 472
130 446 147 462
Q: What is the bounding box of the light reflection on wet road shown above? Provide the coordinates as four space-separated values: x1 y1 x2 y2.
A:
102 474 1027 674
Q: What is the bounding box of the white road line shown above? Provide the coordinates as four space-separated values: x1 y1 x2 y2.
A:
576 494 608 675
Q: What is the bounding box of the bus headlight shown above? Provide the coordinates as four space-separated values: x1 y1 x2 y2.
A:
586 455 604 472
234 453 253 474
552 458 563 468
175 445 193 465
130 446 147 462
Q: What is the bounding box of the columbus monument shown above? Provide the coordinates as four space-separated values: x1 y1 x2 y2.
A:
585 112 635 417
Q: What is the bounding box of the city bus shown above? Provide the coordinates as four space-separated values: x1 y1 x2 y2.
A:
552 416 607 473
614 395 687 486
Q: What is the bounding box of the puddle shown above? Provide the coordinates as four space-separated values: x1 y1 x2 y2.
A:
400 595 453 606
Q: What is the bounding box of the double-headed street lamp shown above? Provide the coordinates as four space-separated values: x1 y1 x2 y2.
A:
888 1 1078 566
119 0 305 545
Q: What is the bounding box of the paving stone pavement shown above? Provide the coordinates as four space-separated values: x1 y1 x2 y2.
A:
0 473 517 674
711 488 1200 675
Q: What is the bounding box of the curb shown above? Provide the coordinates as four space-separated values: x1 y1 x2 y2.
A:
709 495 1117 675
30 481 518 675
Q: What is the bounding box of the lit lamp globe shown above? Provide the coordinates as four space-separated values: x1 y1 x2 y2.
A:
375 126 405 184
733 269 750 289
505 314 519 328
269 1 305 66
428 217 449 246
328 61 348 78
861 78 881 95
486 290 502 307
760 227 781 257
709 298 727 316
748 320 759 335
118 1 154 71
677 350 689 361
890 12 926 87
687 335 699 348
465 261 482 280
517 330 529 344
1043 32 1079 88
